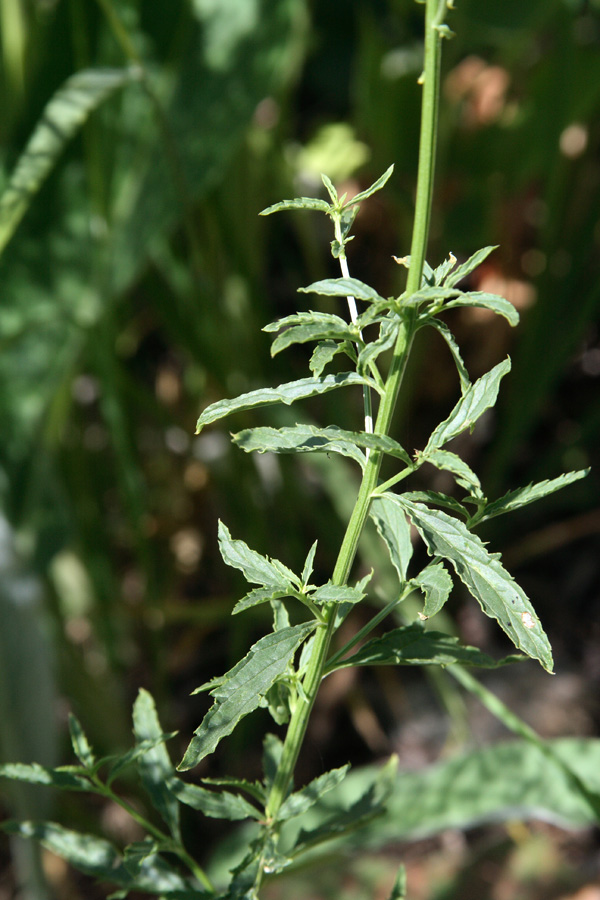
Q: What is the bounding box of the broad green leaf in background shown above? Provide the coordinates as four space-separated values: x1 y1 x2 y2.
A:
0 68 135 257
424 358 512 452
369 495 413 583
395 498 554 671
178 623 315 769
196 373 379 432
132 690 180 841
413 562 453 618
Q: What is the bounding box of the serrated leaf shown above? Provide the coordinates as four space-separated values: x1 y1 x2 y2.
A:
444 246 498 287
396 499 554 671
232 424 411 468
196 372 377 432
418 448 482 497
260 197 331 215
414 562 453 618
402 286 461 308
0 68 134 257
336 623 521 669
401 490 469 518
270 321 356 357
0 762 91 791
369 495 413 583
232 587 292 616
277 765 351 823
68 714 96 769
311 572 372 606
445 291 519 326
167 779 261 821
480 469 589 522
178 623 315 770
1 821 123 879
309 340 345 377
132 690 180 841
432 254 457 285
425 318 471 394
299 277 385 304
201 776 265 805
116 839 200 895
218 520 298 588
343 165 394 206
425 358 511 452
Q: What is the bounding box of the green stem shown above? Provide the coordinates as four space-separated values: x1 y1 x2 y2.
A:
263 0 446 851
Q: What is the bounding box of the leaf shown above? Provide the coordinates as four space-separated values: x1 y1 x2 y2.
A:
414 562 453 618
402 286 461 308
311 572 372 606
277 765 351 823
432 253 457 285
335 623 520 669
417 448 482 497
321 173 338 203
218 520 298 588
132 690 180 841
480 469 590 522
116 839 200 896
425 358 511 452
232 587 293 616
387 866 407 900
178 623 315 769
299 277 385 304
402 490 469 518
232 424 411 467
103 736 179 785
445 291 519 326
309 340 345 377
0 762 91 792
167 779 261 821
0 68 134 257
425 318 471 394
369 495 414 583
357 318 399 374
444 246 498 287
343 165 394 206
269 320 356 357
396 498 554 672
262 733 284 791
196 372 377 432
1 820 123 880
260 197 332 215
201 776 265 805
68 714 96 769
302 541 318 586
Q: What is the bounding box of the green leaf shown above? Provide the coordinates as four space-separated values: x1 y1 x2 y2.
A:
396 499 554 672
309 340 346 377
414 562 453 618
302 541 318 586
268 320 356 357
357 318 399 374
402 490 469 518
417 448 482 497
277 765 351 823
432 254 458 285
425 358 511 452
369 495 414 583
263 311 350 334
387 866 407 900
178 623 315 770
343 165 394 206
260 197 332 215
336 623 521 669
445 291 519 326
167 779 261 821
402 286 461 308
299 277 385 304
311 572 372 606
232 587 293 616
132 690 180 841
444 246 498 287
0 68 134 257
103 736 179 785
218 520 298 588
68 714 96 769
196 372 378 432
480 469 590 522
1 820 123 879
321 173 338 203
425 318 471 394
262 733 284 791
232 424 411 468
201 776 265 805
0 762 91 792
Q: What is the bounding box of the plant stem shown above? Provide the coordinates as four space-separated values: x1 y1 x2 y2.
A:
264 0 447 845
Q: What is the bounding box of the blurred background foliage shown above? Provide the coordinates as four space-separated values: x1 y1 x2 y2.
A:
1 0 599 897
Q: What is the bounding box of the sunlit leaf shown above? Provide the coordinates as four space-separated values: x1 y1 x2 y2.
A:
417 448 482 497
0 762 91 792
445 291 519 326
299 277 385 303
414 562 453 618
311 572 371 606
369 495 413 583
444 246 498 287
68 715 96 770
218 521 298 588
132 690 180 840
260 197 331 215
343 165 394 206
480 469 589 522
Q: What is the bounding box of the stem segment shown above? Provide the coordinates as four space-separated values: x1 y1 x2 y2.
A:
264 0 447 843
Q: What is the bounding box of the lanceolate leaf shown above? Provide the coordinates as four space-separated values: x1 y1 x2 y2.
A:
417 448 482 497
425 358 511 452
232 424 411 468
343 165 394 206
444 291 519 326
178 623 315 770
68 715 96 769
414 562 453 618
0 68 135 256
387 865 408 900
299 277 385 304
425 318 471 394
395 498 554 671
369 495 413 583
480 469 589 522
232 587 293 616
402 490 469 518
1 821 123 879
167 779 261 821
277 765 351 823
196 372 378 432
260 197 331 215
218 521 298 588
311 572 372 606
0 762 91 792
334 623 520 669
269 321 357 357
444 245 498 287
132 690 180 841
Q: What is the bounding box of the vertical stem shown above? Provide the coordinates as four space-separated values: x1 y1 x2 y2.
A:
264 0 447 846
